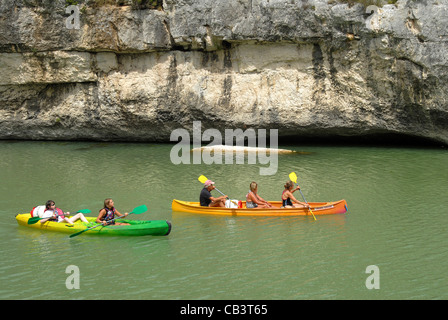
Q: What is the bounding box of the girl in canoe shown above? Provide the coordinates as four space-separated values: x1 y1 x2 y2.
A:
40 200 89 224
246 181 272 209
96 198 130 226
281 181 310 208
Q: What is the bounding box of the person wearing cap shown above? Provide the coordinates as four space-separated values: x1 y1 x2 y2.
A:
199 180 227 207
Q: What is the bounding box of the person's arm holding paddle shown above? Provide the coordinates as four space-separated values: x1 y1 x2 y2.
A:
288 172 316 220
200 180 227 207
284 187 309 208
96 198 129 226
96 208 129 225
209 194 227 206
96 209 108 225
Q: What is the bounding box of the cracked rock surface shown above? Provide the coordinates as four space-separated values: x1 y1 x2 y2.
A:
0 0 447 144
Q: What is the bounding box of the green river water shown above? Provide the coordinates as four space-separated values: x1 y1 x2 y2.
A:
1 140 447 300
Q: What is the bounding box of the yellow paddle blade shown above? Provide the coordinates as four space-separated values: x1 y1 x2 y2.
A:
289 172 298 184
198 175 208 184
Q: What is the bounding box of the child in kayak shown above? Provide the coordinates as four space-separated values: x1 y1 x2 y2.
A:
96 198 130 226
246 181 272 209
281 181 309 208
40 200 89 224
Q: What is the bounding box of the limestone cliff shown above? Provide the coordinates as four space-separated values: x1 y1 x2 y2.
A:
0 0 447 144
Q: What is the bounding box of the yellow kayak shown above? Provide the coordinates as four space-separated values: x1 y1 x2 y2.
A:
15 214 171 236
172 199 348 217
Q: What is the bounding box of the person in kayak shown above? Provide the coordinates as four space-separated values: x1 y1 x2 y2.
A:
281 181 310 208
246 181 272 209
200 180 227 207
40 200 89 224
96 198 130 226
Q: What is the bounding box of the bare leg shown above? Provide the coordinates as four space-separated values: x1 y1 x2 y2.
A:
209 199 226 207
67 213 89 223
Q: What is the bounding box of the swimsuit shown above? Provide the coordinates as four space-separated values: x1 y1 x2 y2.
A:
246 201 258 208
282 190 293 207
246 191 259 208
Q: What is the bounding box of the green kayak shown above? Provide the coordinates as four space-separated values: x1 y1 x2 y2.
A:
16 213 171 236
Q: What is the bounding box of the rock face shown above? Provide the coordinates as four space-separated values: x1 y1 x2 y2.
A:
0 0 447 144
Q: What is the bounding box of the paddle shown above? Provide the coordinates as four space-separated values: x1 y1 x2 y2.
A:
69 205 148 238
27 209 91 225
198 175 239 207
289 172 316 221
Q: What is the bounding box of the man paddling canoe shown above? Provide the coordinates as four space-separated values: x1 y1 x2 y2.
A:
199 180 227 207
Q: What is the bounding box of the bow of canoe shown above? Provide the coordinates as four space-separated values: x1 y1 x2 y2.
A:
172 199 347 217
16 214 171 236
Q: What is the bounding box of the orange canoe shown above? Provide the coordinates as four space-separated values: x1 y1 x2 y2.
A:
172 199 348 217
